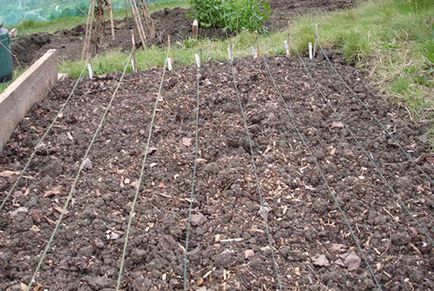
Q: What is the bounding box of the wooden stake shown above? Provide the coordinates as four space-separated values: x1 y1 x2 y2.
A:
308 42 313 60
255 33 260 58
251 46 258 59
287 20 291 57
167 35 172 71
195 53 201 68
129 0 146 46
82 0 96 60
87 63 94 79
167 57 173 71
228 44 233 64
192 19 199 39
284 40 289 57
108 0 115 41
131 29 137 72
138 0 155 38
167 35 172 58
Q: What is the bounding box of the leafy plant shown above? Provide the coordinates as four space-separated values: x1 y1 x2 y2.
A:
190 0 224 28
223 0 271 32
190 0 271 32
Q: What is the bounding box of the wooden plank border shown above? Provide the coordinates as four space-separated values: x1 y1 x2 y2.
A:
0 49 58 150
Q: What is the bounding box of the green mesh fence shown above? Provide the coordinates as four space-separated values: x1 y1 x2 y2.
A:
0 0 178 26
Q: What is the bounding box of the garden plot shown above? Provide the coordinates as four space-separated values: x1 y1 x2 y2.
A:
0 55 433 290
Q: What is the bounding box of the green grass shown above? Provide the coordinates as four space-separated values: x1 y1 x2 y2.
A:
291 0 434 148
7 0 190 35
0 82 9 93
292 0 434 115
0 69 24 94
60 30 288 78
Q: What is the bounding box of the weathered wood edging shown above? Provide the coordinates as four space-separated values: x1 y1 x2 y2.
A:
0 49 58 150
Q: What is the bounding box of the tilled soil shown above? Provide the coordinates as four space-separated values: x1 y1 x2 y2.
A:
267 0 356 30
0 56 433 290
12 0 356 67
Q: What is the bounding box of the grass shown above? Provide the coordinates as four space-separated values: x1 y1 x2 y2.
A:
7 0 190 35
60 30 288 78
0 83 9 93
0 69 24 94
291 0 434 148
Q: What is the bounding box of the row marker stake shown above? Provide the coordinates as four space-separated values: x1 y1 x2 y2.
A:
167 58 173 71
284 40 289 57
167 35 172 71
251 46 258 59
308 42 313 60
192 19 199 39
195 53 201 68
87 63 94 79
228 44 233 64
131 29 137 73
255 34 260 58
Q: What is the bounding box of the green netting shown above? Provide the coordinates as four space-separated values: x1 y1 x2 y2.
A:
0 0 172 26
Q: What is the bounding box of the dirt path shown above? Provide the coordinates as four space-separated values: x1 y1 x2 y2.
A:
0 54 432 290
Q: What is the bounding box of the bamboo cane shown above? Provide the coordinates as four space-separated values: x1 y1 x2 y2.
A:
108 0 115 40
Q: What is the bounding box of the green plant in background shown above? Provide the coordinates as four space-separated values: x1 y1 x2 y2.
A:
190 0 224 28
190 0 271 32
223 0 271 32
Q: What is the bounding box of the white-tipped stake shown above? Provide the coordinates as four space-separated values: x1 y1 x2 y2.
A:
87 63 94 79
251 46 258 59
167 35 172 71
228 45 233 64
131 58 137 73
308 42 313 60
131 29 137 73
284 40 289 57
167 57 173 71
192 19 199 39
195 53 201 68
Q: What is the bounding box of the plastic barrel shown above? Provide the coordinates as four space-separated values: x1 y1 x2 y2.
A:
0 27 14 83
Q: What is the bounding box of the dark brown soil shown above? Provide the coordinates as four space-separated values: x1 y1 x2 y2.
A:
267 0 356 30
12 0 356 67
0 54 433 290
